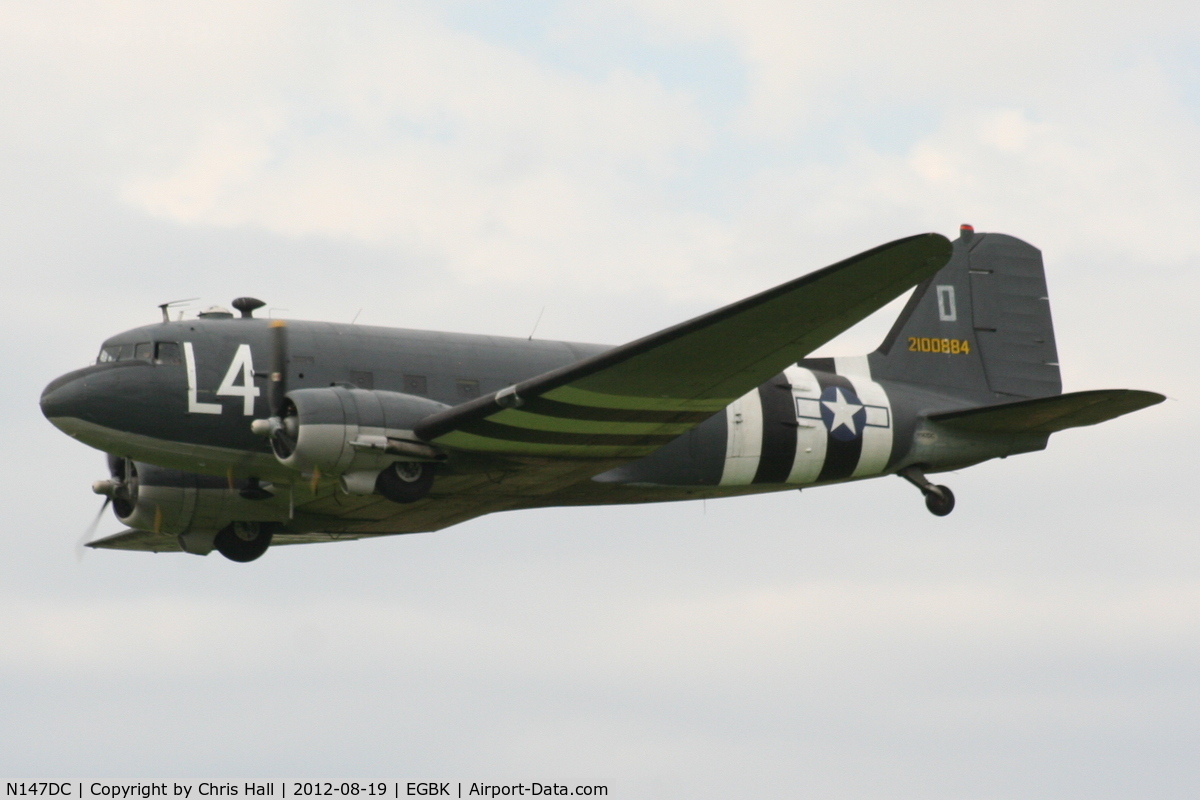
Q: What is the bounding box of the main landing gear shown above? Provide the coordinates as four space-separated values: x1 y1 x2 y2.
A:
898 466 955 517
214 521 275 562
375 461 435 504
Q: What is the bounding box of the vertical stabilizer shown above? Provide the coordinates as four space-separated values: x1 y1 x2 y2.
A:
868 227 1061 400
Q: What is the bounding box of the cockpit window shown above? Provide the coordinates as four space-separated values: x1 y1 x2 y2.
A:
97 343 133 363
155 342 182 365
134 342 153 360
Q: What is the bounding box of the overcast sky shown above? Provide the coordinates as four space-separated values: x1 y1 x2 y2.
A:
3 2 1199 797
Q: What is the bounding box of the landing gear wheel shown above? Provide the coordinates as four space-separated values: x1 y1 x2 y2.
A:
924 486 955 517
375 461 435 504
214 521 274 562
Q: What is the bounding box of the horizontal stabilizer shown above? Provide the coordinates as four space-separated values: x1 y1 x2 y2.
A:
927 389 1165 435
87 528 375 553
416 233 952 459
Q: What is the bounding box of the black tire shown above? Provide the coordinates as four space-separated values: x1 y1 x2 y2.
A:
214 521 274 562
375 461 434 503
924 485 955 516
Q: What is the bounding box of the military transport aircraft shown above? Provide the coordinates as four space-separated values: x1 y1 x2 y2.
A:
40 226 1163 562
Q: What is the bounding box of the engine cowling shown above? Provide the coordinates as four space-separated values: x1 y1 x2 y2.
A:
100 458 290 555
266 387 450 476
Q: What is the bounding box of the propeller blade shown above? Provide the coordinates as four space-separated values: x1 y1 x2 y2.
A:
77 496 111 561
269 319 288 417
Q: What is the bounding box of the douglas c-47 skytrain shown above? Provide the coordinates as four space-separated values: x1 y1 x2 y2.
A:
41 226 1163 562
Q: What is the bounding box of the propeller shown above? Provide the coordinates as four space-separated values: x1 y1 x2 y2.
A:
249 318 304 483
251 324 292 430
269 319 288 415
259 319 301 459
84 456 137 525
79 456 127 559
76 496 110 562
103 455 138 518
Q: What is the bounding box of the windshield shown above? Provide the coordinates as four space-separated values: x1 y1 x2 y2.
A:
97 344 133 363
97 341 180 364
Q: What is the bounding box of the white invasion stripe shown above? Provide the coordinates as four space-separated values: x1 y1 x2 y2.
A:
795 398 821 419
834 355 872 379
784 365 826 485
843 372 893 478
719 388 763 486
864 406 890 427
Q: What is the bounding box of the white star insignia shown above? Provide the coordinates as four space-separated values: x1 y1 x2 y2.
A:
822 388 863 436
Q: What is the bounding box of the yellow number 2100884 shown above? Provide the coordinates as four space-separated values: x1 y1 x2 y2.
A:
908 337 971 354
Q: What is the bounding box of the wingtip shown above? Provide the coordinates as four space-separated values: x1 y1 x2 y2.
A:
1135 390 1168 406
1106 388 1168 406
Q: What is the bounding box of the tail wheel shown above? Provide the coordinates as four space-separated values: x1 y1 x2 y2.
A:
924 485 955 516
214 521 274 562
375 461 434 504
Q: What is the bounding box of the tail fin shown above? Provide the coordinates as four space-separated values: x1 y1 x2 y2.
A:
867 226 1062 400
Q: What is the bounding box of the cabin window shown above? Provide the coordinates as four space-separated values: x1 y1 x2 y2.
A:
134 342 153 360
456 379 480 399
349 370 374 389
403 374 427 395
155 342 182 365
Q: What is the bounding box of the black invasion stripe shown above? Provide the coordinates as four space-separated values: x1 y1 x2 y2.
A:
520 395 714 424
814 370 863 482
753 373 797 484
454 418 680 447
799 357 835 373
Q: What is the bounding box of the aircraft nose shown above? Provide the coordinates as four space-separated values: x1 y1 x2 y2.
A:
41 360 175 447
40 369 95 425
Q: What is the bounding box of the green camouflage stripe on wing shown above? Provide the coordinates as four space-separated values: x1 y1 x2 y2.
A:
434 429 663 458
453 418 679 447
543 385 735 411
518 395 716 423
488 408 695 436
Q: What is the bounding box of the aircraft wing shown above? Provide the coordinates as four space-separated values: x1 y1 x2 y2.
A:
85 528 183 552
86 528 377 552
927 389 1165 434
415 233 952 459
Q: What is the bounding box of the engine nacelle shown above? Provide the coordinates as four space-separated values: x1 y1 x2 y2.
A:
105 460 290 555
268 387 450 475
